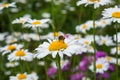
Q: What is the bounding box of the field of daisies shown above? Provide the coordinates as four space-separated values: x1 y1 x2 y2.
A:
0 0 120 80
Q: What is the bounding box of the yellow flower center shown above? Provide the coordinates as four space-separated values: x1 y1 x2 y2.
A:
102 39 107 44
32 21 41 25
17 74 26 79
84 41 89 45
10 62 15 65
53 32 59 37
102 20 106 24
96 64 102 69
2 3 9 7
15 50 25 57
112 12 120 18
118 46 120 51
48 40 67 51
88 0 100 2
60 61 65 65
106 56 111 61
7 45 16 50
82 24 88 29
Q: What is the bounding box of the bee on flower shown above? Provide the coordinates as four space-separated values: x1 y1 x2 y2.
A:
77 0 112 9
8 49 33 61
0 2 16 10
102 6 120 23
34 35 81 59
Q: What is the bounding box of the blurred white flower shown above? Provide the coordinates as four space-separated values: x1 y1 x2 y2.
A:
77 0 112 9
0 2 16 10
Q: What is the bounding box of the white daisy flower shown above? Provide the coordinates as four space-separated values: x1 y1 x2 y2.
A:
29 33 40 41
114 32 120 42
10 73 31 80
6 61 19 68
40 31 64 40
0 32 8 41
12 16 31 24
89 58 109 73
0 43 23 55
42 12 51 18
5 35 18 44
102 6 120 23
77 0 112 9
8 49 33 61
28 72 39 80
76 23 91 33
97 19 112 28
0 2 16 10
86 45 94 53
96 35 114 46
111 46 120 55
24 19 50 28
34 36 80 59
51 59 70 69
105 56 114 63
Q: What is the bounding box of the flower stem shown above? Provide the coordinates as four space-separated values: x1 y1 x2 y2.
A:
93 10 96 80
56 55 62 80
43 58 49 80
115 22 118 80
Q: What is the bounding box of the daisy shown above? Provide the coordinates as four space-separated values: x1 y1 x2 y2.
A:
34 35 80 59
89 58 109 73
111 46 120 55
51 59 70 69
0 2 16 10
5 35 18 44
114 32 120 42
96 35 114 46
8 49 33 61
28 72 39 80
10 72 31 80
77 0 112 9
12 15 31 24
0 32 8 41
6 61 19 68
24 19 50 28
102 6 120 23
40 31 64 40
0 43 23 55
97 19 112 28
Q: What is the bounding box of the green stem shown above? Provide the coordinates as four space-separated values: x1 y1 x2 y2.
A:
25 61 30 73
115 22 118 80
43 58 49 80
56 55 62 80
93 10 96 80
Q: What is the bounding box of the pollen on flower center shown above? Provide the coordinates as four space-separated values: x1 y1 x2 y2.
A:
112 12 120 18
96 64 102 69
7 45 16 50
2 3 9 7
32 21 41 25
53 32 59 37
17 74 26 79
118 46 120 51
106 56 111 61
82 24 88 29
15 50 25 57
88 0 100 2
48 40 67 51
102 39 107 44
